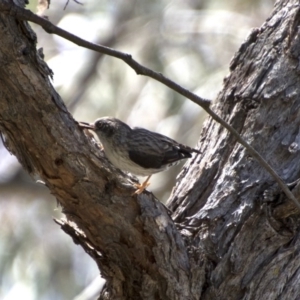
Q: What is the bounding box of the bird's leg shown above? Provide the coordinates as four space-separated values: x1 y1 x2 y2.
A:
133 175 152 195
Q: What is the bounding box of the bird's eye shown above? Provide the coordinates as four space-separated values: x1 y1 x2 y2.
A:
96 121 115 136
95 121 103 130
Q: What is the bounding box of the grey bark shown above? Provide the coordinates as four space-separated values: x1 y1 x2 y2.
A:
1 0 300 299
169 0 300 298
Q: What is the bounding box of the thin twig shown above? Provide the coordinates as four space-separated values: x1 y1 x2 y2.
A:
3 1 211 109
64 0 83 11
1 1 300 210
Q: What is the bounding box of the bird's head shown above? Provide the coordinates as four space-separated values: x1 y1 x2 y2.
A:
79 117 131 140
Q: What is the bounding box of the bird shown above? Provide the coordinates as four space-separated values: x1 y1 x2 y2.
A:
79 117 200 194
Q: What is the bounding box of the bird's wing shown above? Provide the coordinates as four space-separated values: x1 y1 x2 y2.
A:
128 128 195 169
128 150 164 169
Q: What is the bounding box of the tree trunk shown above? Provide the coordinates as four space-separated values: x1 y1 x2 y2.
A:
168 1 300 298
1 0 300 299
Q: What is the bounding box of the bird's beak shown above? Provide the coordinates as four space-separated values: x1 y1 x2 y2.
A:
78 122 95 130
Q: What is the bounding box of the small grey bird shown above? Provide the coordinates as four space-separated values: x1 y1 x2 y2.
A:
79 117 200 194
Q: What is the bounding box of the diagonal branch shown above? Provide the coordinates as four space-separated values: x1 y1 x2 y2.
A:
1 0 299 210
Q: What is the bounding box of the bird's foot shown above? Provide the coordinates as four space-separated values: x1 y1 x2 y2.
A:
132 175 151 195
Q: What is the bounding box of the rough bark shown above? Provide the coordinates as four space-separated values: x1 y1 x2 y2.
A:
168 0 300 299
0 1 192 299
1 0 300 299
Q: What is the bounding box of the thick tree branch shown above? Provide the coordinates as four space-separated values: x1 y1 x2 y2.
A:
0 6 194 299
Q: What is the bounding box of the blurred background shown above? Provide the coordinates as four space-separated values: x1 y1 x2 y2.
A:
0 0 275 299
